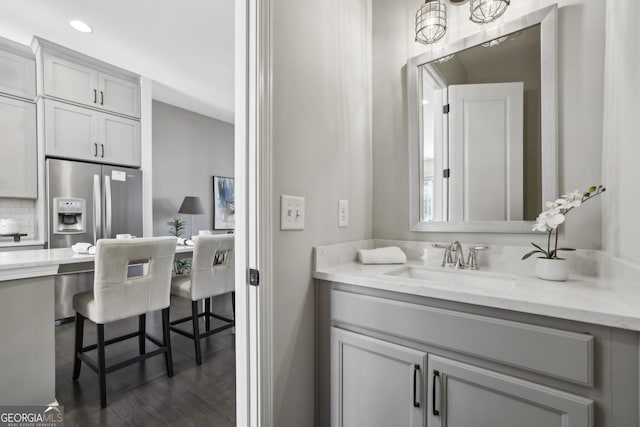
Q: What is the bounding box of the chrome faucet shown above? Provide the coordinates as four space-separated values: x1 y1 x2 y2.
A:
432 242 489 270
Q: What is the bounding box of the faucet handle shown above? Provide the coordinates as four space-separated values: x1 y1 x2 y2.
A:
466 246 489 270
432 243 454 267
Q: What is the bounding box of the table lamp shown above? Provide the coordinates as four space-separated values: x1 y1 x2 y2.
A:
178 196 205 238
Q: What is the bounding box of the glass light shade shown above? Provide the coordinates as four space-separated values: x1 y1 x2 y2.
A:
415 0 447 45
470 0 510 24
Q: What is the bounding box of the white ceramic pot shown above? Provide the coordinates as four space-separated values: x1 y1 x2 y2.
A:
0 218 19 235
535 258 570 282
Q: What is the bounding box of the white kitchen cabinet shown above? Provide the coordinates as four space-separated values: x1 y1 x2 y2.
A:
36 38 140 119
97 72 140 118
427 355 593 427
0 48 36 100
331 328 425 427
44 99 140 167
0 97 37 198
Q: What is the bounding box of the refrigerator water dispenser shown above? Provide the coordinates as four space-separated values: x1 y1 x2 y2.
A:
53 198 86 234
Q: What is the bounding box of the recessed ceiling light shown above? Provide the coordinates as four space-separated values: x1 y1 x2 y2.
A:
69 20 93 34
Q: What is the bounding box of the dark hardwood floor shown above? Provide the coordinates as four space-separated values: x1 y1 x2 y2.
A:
55 295 236 426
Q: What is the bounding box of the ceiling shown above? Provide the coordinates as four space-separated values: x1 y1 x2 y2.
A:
0 0 235 123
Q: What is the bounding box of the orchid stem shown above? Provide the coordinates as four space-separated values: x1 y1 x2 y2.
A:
547 229 552 258
554 226 559 258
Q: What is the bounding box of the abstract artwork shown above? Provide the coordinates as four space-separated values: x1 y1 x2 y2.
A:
213 176 235 230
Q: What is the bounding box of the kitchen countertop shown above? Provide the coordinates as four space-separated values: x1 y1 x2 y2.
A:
0 245 194 281
314 259 640 332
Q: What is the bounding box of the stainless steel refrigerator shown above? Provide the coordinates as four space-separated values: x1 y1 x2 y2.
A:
47 158 143 320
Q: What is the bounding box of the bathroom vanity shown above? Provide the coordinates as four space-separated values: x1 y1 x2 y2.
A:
315 241 640 427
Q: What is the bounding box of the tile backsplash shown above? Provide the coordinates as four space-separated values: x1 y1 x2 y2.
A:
0 198 36 238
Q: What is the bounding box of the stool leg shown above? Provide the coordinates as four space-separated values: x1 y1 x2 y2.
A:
138 314 146 355
72 312 85 381
97 324 107 408
232 292 236 324
191 301 202 365
204 298 211 331
162 307 174 377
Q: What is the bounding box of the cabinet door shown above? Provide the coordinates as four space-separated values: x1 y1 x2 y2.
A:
44 100 100 162
0 51 35 100
332 328 425 427
101 113 141 167
98 72 140 118
0 97 36 198
428 355 593 427
43 53 99 107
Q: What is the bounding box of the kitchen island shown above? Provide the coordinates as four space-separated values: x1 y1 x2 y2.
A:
0 245 193 405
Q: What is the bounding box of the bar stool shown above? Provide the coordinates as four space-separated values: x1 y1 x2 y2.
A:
72 236 177 408
170 234 234 365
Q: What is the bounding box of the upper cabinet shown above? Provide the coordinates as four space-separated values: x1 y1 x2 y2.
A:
33 37 141 119
32 37 141 168
0 37 37 199
0 45 36 100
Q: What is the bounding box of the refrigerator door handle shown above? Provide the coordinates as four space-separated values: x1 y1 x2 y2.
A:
93 174 102 242
105 175 112 238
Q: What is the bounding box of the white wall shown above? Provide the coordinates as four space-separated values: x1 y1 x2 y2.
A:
372 0 606 249
270 0 373 424
602 0 640 264
152 101 234 237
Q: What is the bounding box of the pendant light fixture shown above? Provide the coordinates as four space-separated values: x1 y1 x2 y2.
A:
469 0 510 24
415 0 447 45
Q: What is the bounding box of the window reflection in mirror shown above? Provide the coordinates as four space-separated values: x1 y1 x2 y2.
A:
420 24 541 222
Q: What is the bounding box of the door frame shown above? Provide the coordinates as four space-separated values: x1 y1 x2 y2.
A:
235 0 273 425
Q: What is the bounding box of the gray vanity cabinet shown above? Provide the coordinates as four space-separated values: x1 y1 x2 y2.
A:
331 328 425 427
318 282 638 427
427 355 593 427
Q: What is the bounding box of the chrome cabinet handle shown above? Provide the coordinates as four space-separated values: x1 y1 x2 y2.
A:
432 370 440 416
93 174 101 241
104 175 112 238
413 365 421 408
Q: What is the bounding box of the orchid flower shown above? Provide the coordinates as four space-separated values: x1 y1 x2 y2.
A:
523 185 605 260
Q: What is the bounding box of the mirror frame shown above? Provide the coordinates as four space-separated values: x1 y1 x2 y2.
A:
407 5 558 233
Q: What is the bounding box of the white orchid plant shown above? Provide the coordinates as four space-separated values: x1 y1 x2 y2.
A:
522 185 606 260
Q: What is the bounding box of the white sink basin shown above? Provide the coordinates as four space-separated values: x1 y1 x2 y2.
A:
385 266 517 291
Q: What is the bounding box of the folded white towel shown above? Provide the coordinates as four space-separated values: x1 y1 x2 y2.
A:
358 246 406 265
177 238 195 247
71 242 96 255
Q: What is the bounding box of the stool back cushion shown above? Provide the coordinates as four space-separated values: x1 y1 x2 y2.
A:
190 234 234 301
93 236 177 323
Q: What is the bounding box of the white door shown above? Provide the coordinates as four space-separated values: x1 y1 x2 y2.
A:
448 82 524 222
101 113 141 167
332 328 426 427
427 355 593 427
44 99 100 162
98 72 140 118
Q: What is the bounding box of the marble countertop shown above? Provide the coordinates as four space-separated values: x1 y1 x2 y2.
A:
0 245 194 281
314 258 640 332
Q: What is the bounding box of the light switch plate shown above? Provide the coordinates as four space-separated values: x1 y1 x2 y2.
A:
338 199 349 227
281 195 305 230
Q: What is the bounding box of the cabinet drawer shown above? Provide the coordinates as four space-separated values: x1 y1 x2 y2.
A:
331 290 593 386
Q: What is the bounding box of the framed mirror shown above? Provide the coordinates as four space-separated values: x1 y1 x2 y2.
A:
407 5 557 233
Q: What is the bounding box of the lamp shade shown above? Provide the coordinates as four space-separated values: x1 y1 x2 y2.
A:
178 196 205 215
